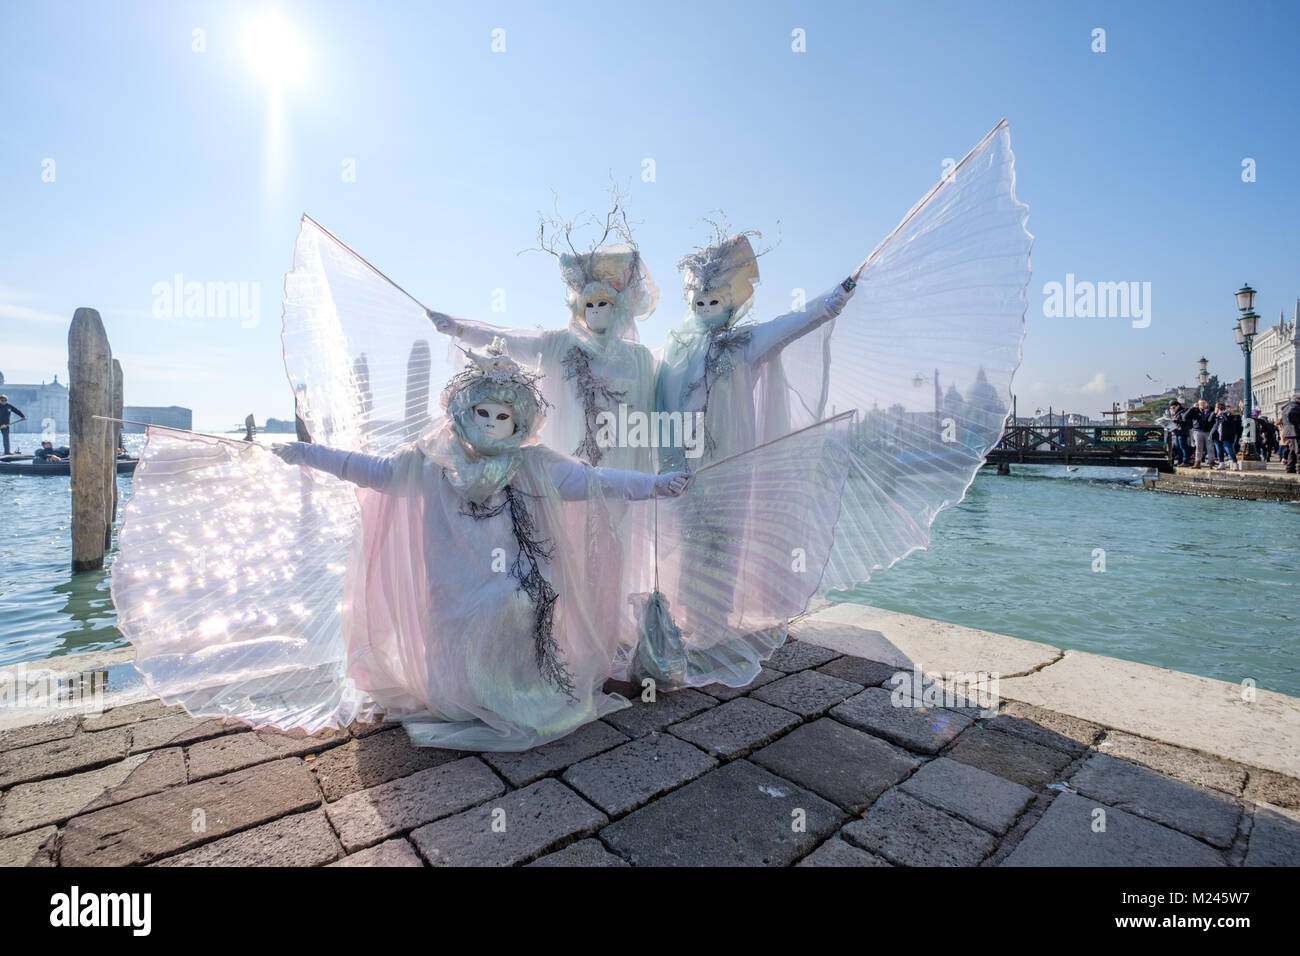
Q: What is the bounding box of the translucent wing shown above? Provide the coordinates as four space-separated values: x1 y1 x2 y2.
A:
114 216 458 732
634 412 856 688
284 214 464 452
778 119 1032 594
111 431 375 732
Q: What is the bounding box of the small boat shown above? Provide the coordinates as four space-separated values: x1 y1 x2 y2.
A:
0 458 138 476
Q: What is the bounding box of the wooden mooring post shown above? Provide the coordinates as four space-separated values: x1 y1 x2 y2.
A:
68 308 116 572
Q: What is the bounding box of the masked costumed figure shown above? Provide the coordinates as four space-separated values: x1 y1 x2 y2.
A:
427 212 662 677
111 217 690 752
656 229 855 472
269 341 689 749
428 208 658 473
625 229 854 687
632 120 1034 691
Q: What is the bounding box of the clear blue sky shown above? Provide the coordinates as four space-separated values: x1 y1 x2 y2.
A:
3 0 1297 428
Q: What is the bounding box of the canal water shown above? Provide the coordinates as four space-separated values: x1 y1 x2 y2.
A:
3 445 1298 696
845 465 1300 696
3 431 178 671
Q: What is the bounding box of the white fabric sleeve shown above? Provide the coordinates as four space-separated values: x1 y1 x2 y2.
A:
547 457 660 501
455 318 551 356
296 443 399 491
742 286 844 365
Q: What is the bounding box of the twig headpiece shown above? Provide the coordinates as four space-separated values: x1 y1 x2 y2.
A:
677 211 780 321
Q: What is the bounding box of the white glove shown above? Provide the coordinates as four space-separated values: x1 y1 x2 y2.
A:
426 309 462 337
271 441 309 465
826 277 857 317
654 472 692 498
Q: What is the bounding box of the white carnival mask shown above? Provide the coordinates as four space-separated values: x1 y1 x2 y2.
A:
473 401 516 440
584 296 614 332
692 288 732 326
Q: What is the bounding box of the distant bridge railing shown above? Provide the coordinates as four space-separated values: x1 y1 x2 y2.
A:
987 424 1174 472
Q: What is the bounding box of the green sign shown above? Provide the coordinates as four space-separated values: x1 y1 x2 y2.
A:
1092 426 1166 446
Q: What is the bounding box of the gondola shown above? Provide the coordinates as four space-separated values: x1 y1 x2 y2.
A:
0 457 138 476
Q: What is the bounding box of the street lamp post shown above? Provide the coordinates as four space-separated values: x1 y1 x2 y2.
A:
1234 283 1260 463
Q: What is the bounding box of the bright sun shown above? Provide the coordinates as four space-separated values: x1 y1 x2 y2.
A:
244 10 306 89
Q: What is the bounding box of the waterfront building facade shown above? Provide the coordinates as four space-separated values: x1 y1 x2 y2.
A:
0 371 193 437
0 372 69 434
1250 300 1300 419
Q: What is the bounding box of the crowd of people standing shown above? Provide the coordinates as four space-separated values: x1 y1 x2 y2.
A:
1167 392 1300 473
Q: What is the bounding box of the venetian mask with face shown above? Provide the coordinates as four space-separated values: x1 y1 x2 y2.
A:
692 287 734 329
579 282 618 334
472 401 515 441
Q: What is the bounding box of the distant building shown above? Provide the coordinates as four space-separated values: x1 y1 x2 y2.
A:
944 367 1012 431
1129 387 1185 408
1022 412 1093 426
1222 378 1245 410
1010 409 1095 426
0 371 69 433
1249 300 1300 420
262 417 297 433
1 370 192 437
122 406 192 433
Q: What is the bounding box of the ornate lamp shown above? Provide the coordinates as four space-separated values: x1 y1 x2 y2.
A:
1235 285 1260 462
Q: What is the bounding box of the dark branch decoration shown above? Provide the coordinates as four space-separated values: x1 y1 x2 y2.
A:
683 326 754 459
522 177 637 265
460 485 575 701
561 344 627 466
675 210 782 281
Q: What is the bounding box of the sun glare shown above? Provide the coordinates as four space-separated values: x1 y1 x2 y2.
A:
244 10 306 89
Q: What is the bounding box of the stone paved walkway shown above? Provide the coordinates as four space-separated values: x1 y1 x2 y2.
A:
2 639 1298 867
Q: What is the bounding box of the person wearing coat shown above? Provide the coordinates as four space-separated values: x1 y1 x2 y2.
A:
1281 392 1300 474
1258 416 1278 462
1187 400 1215 469
1167 400 1191 466
1212 403 1241 470
0 395 25 456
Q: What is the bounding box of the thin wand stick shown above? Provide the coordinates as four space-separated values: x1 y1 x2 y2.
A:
690 410 857 477
92 416 272 448
301 213 432 314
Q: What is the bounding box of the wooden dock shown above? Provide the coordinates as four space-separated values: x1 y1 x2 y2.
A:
986 425 1174 472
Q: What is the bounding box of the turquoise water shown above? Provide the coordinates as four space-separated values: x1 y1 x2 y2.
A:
3 446 1299 697
3 432 163 667
847 465 1300 697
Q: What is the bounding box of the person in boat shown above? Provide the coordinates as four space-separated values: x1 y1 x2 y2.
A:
0 395 26 455
35 441 70 462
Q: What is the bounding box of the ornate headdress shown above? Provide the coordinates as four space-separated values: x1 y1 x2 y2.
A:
558 245 658 323
440 338 548 451
533 191 659 339
677 215 767 323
